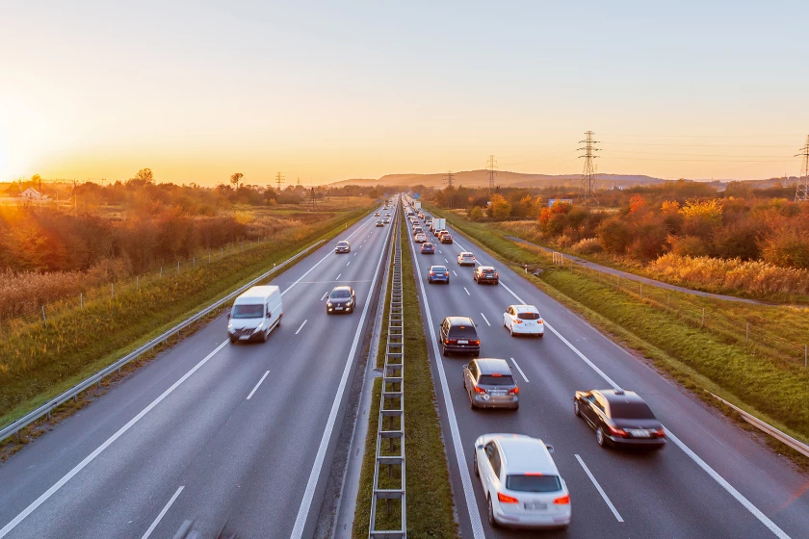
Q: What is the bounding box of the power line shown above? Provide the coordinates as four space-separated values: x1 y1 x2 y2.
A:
486 155 497 194
578 131 600 205
275 171 285 192
443 170 454 189
796 135 809 202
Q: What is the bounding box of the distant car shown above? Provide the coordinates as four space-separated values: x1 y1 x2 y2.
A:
335 240 351 253
376 220 384 227
418 212 425 219
435 228 448 238
440 316 480 356
427 265 449 284
374 212 380 216
574 389 666 449
457 252 476 266
413 226 424 234
415 233 427 243
474 266 499 285
425 218 433 226
463 358 519 410
326 286 356 314
474 434 571 530
421 242 435 254
383 217 391 224
503 305 544 337
440 233 453 244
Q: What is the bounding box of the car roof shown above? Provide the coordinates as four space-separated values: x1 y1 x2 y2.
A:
474 358 512 376
337 240 349 244
478 265 496 270
460 252 474 256
423 242 434 246
430 265 447 271
330 285 353 293
496 436 558 476
445 315 474 326
510 304 539 313
598 389 647 407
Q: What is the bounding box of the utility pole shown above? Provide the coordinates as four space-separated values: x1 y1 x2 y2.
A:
486 155 497 195
795 135 809 202
275 171 284 193
73 179 77 215
578 131 600 205
443 170 454 189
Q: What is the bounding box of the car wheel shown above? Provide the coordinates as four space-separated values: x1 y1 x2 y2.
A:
487 496 499 528
473 451 479 477
473 351 479 358
574 399 580 417
442 345 449 356
262 329 269 342
229 337 237 344
597 427 607 447
513 404 519 411
446 278 450 284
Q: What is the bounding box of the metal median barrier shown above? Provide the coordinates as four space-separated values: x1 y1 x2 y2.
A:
0 239 327 444
369 198 406 538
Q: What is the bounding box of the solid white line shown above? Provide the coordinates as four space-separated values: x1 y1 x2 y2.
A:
463 287 470 296
406 227 486 539
574 455 623 523
0 341 228 539
452 270 458 276
665 430 790 539
321 292 328 301
295 319 308 335
509 357 529 383
336 273 341 280
141 485 184 539
479 313 491 326
346 261 351 267
246 370 270 400
290 206 395 539
454 225 792 539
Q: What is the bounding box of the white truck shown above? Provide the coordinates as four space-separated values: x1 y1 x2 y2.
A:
414 201 422 210
430 217 446 232
227 285 283 343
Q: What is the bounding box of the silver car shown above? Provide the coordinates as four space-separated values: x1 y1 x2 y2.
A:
463 358 519 410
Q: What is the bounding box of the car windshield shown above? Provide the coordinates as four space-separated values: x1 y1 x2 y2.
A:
462 254 474 258
231 304 263 319
517 312 540 320
482 268 495 273
506 475 562 493
610 401 656 419
331 290 351 299
431 266 447 273
478 374 514 386
337 242 348 247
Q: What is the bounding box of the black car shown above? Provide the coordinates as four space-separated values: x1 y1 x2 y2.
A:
574 389 666 449
427 265 450 284
440 316 480 356
421 242 435 254
326 286 356 314
473 266 499 285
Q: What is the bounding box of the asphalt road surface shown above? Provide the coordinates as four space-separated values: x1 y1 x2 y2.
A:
406 209 809 539
0 204 396 539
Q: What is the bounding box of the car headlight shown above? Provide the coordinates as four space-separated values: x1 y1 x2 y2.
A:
327 302 333 307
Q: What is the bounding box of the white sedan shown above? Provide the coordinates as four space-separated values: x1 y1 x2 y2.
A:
415 233 428 243
503 305 544 337
474 434 570 530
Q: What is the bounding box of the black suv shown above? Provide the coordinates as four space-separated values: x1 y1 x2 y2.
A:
440 316 480 356
574 389 666 450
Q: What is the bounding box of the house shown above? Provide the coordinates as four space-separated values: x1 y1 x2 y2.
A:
21 187 48 200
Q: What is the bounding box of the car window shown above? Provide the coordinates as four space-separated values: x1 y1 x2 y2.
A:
331 290 351 299
448 326 478 339
517 312 540 320
468 362 478 378
594 394 607 412
491 445 502 478
231 304 264 318
610 401 656 419
507 475 562 493
478 374 515 386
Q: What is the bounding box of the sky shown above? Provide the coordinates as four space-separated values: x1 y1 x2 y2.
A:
1 0 808 186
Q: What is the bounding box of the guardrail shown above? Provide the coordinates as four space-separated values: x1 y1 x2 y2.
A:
369 198 406 538
709 392 809 458
0 239 327 444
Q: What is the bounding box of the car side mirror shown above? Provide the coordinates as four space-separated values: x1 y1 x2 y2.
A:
476 444 484 450
227 312 231 319
545 444 555 454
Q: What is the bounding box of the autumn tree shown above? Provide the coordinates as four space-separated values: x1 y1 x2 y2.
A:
230 172 244 189
488 194 512 220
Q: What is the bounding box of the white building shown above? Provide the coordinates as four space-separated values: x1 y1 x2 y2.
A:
21 188 48 201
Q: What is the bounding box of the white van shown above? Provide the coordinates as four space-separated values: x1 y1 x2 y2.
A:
227 285 283 343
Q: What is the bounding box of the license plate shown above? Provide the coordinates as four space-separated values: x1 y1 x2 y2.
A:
629 429 650 437
524 502 548 511
336 307 343 310
239 335 250 340
491 391 506 397
458 340 468 344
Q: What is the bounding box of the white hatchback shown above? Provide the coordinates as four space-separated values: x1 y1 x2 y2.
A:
503 305 544 337
474 434 571 530
415 233 427 243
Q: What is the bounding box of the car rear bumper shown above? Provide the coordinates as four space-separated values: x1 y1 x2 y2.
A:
443 344 479 355
477 278 499 284
511 325 544 335
607 435 667 448
458 261 475 266
428 276 449 283
472 395 518 408
494 508 571 529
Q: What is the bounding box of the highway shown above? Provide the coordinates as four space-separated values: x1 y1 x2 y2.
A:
0 203 396 539
405 208 809 538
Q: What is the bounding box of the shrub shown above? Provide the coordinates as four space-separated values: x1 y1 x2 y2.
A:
572 237 603 255
597 217 633 254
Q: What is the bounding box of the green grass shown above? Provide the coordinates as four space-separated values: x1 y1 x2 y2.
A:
354 210 458 539
428 204 809 445
0 206 373 428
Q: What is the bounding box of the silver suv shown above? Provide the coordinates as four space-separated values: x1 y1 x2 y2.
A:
463 358 519 410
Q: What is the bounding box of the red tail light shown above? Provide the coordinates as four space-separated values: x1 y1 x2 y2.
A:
430 272 435 276
509 386 520 395
470 339 480 345
655 428 666 438
514 319 523 324
538 319 543 324
446 338 457 344
553 494 570 505
608 425 627 437
495 273 499 278
473 386 487 394
498 492 519 504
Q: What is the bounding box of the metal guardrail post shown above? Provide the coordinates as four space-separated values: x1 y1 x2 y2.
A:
370 197 406 538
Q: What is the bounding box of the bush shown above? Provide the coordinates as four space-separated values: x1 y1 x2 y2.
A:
597 217 633 254
572 237 603 255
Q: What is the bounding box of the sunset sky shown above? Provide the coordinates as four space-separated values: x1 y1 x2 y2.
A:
1 1 808 186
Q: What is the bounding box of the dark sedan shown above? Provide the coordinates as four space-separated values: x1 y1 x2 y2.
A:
334 241 351 253
326 286 356 314
473 266 499 285
440 316 480 356
421 242 435 254
427 265 450 284
574 389 666 449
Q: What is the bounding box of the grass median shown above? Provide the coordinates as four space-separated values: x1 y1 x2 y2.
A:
353 209 458 539
428 204 809 451
0 206 373 431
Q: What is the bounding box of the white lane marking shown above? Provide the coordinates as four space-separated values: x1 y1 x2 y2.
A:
291 205 395 539
438 249 442 254
354 252 357 256
336 273 341 280
574 455 623 523
665 430 790 539
452 270 458 276
454 224 792 539
141 485 184 539
444 258 449 264
321 292 328 301
346 261 351 267
509 357 529 383
463 287 470 296
246 370 271 400
479 313 491 326
0 341 229 539
295 319 308 335
406 227 486 539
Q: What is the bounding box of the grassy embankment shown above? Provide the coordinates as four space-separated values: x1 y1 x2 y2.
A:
0 205 373 430
428 205 809 451
353 211 458 538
